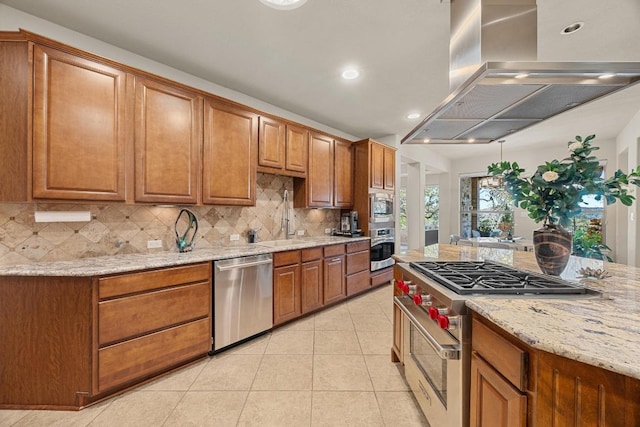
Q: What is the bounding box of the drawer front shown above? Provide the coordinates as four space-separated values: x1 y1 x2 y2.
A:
99 263 210 299
323 244 345 257
346 270 370 296
99 282 210 346
346 240 370 253
371 267 393 287
301 247 323 262
472 318 528 391
346 250 370 275
273 250 301 267
97 318 210 393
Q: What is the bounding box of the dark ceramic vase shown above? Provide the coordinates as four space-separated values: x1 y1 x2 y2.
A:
533 224 572 276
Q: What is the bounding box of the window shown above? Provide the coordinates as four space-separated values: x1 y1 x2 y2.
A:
425 186 439 230
460 177 513 238
572 167 609 260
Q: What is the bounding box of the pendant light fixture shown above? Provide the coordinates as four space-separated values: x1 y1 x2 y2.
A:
259 0 308 10
480 140 505 188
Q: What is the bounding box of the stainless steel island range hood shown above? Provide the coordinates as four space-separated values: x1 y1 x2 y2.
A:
402 0 640 145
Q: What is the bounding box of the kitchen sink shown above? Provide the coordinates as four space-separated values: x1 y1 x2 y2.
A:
257 239 306 247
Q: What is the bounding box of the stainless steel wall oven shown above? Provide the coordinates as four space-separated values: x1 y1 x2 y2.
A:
370 227 395 271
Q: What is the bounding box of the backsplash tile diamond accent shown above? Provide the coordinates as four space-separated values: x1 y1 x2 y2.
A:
0 174 340 267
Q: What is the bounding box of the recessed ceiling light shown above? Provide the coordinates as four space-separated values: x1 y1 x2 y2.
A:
561 21 584 35
599 73 616 79
341 68 360 80
467 138 476 143
423 138 431 143
407 113 421 120
258 0 307 10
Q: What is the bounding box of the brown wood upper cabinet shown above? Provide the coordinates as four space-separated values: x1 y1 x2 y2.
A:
369 140 395 191
257 117 308 177
203 98 258 206
134 77 203 204
294 132 353 208
32 44 129 201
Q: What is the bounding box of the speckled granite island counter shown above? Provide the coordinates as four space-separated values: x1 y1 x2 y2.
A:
394 243 640 380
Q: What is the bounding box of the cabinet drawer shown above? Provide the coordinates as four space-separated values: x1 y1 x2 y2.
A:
274 250 301 267
371 267 393 287
97 318 210 393
346 250 370 275
473 318 528 391
99 281 210 346
99 263 210 299
346 270 370 296
324 244 345 257
301 247 323 262
347 240 369 253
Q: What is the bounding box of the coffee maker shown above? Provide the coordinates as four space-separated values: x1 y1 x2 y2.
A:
338 211 361 236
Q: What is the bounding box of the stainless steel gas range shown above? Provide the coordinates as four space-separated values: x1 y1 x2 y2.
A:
394 260 592 427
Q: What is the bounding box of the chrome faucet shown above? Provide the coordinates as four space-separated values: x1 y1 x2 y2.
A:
282 189 292 239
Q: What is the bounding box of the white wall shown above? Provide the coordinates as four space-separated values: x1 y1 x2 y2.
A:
0 4 356 141
616 109 640 266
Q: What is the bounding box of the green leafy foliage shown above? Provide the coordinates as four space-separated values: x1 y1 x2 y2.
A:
487 135 640 227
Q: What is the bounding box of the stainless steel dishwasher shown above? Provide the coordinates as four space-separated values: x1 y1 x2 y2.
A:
212 254 273 352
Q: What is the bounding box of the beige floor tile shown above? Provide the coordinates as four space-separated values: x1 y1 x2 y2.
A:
314 310 354 331
314 330 362 354
346 298 385 315
142 359 208 391
163 391 247 427
265 330 314 354
10 400 110 427
225 333 271 355
313 355 373 391
350 313 392 332
276 313 315 331
190 354 261 390
88 390 183 427
237 391 312 427
311 391 384 427
252 354 313 390
0 410 30 427
356 330 393 355
376 391 429 426
364 355 409 391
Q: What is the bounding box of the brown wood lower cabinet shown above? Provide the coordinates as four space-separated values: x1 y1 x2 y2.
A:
471 312 640 427
323 244 346 305
273 250 302 326
301 247 323 313
345 240 370 296
0 262 212 410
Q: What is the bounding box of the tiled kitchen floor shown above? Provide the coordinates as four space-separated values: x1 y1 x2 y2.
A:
0 284 427 426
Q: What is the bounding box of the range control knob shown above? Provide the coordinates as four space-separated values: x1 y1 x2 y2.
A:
396 280 408 294
428 306 447 320
413 294 432 306
437 315 450 329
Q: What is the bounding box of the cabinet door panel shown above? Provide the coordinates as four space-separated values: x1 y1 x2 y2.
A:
370 142 384 190
470 352 526 427
286 124 308 174
334 139 353 207
203 99 257 205
273 264 301 325
301 259 323 313
33 45 128 200
323 255 345 305
383 147 395 191
308 132 333 207
134 78 202 204
258 116 286 169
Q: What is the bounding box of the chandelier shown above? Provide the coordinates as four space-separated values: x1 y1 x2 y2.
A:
480 140 505 188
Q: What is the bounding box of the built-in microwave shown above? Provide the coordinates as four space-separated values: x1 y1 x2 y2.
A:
370 192 394 223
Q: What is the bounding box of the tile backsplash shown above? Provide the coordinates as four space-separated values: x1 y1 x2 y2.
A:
0 174 340 267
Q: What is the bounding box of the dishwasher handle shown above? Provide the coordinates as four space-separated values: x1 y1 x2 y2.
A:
216 258 273 271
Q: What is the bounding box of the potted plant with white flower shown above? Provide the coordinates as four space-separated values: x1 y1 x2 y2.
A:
487 134 640 275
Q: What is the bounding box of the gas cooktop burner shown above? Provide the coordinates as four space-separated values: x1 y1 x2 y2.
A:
409 261 588 295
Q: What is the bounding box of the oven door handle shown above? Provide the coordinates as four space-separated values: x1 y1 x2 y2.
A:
394 297 460 360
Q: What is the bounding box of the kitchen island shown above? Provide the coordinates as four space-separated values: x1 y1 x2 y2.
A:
394 244 640 426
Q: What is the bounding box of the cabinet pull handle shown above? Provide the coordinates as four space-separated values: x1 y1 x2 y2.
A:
330 257 340 262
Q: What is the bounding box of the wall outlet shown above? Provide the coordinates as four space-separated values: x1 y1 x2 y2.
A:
325 228 331 234
230 234 240 241
297 230 305 236
147 240 163 249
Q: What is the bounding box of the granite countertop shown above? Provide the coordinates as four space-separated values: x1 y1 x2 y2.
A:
395 244 640 380
0 236 369 277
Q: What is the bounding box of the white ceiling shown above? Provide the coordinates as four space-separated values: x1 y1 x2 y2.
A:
1 0 640 160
